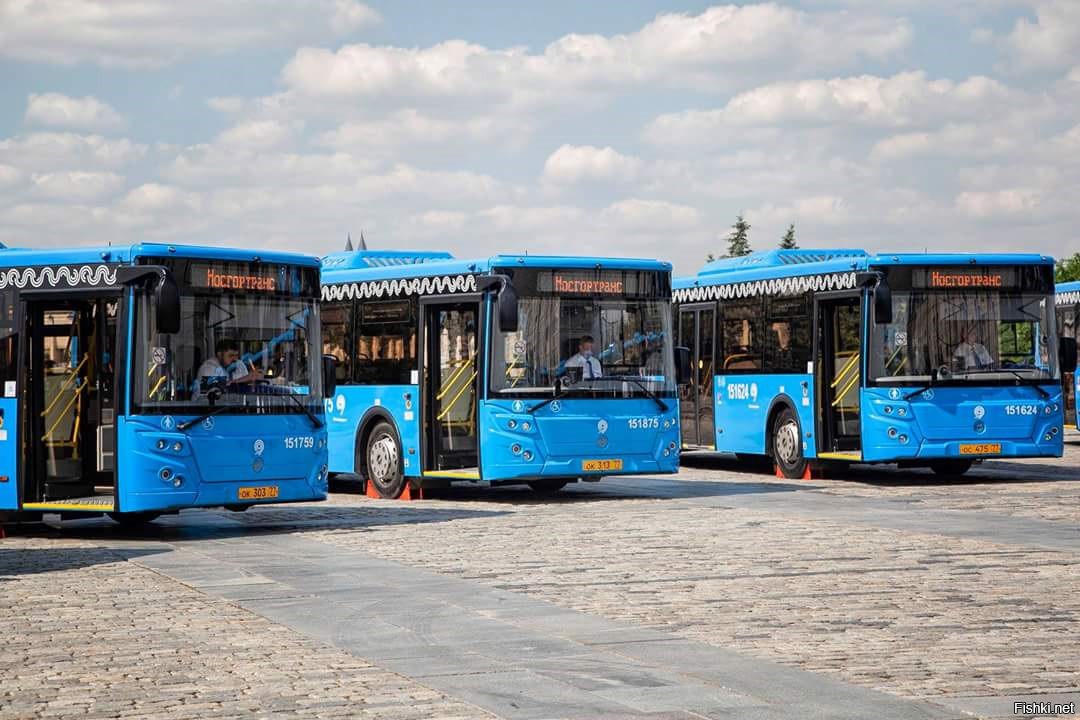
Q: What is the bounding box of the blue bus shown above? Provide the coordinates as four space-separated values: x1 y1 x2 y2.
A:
674 249 1075 478
320 251 686 497
1056 280 1080 429
0 243 334 524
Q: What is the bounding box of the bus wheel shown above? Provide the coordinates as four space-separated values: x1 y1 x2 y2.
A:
366 421 406 498
930 460 973 477
108 512 160 526
224 504 251 512
772 407 807 479
528 480 568 495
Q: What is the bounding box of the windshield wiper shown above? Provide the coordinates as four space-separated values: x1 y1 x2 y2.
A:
286 391 324 428
242 387 325 428
600 375 669 412
177 388 225 431
903 369 941 401
529 377 569 413
958 368 1051 399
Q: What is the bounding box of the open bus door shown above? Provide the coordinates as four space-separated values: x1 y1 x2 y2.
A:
421 299 481 480
815 293 863 460
677 305 716 448
21 296 119 512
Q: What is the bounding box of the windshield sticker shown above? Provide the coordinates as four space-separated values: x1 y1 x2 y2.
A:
894 331 907 346
151 347 167 365
4 381 14 397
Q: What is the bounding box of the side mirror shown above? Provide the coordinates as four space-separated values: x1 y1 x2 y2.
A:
1061 337 1078 374
675 346 692 385
497 278 518 333
322 354 338 398
155 272 181 334
873 279 892 325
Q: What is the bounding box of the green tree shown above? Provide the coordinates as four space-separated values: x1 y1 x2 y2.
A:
780 223 797 249
705 252 717 262
727 214 752 257
1056 252 1080 282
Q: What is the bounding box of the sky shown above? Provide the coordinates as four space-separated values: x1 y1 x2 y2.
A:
1 0 1078 274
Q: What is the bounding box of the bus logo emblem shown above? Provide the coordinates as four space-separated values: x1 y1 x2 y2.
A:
253 439 265 456
550 400 561 413
889 388 901 400
974 405 986 419
202 417 215 430
335 395 346 414
513 400 524 413
597 419 608 434
161 416 175 431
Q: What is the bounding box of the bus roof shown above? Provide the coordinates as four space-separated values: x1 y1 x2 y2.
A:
0 242 321 268
675 248 1054 289
1058 280 1080 305
1058 280 1080 293
321 250 671 283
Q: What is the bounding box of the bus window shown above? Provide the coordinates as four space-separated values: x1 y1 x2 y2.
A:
721 299 763 371
322 301 352 383
355 300 416 385
765 295 811 373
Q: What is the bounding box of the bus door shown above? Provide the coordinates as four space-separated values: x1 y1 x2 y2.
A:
422 301 480 473
678 305 716 448
22 297 119 508
815 293 863 457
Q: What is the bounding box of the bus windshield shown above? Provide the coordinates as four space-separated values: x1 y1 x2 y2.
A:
134 259 322 412
871 265 1058 384
490 268 675 397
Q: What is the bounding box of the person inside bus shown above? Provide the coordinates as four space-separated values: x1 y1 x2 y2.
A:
565 335 603 379
197 337 264 387
953 327 994 370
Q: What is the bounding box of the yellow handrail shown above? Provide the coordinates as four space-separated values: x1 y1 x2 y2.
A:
148 374 168 399
437 371 477 421
41 355 88 417
44 381 86 438
830 352 859 389
832 371 860 407
436 354 475 401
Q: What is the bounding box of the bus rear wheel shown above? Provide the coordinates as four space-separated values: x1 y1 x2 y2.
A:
365 421 406 499
930 459 973 477
771 407 807 479
108 511 160 526
528 480 567 495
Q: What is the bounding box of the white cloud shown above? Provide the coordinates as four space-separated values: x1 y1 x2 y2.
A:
216 120 295 151
30 171 125 201
956 188 1042 218
645 72 1023 143
1000 0 1080 70
542 145 641 185
599 198 700 230
0 132 146 172
0 164 21 189
0 0 379 68
281 4 910 104
25 93 126 131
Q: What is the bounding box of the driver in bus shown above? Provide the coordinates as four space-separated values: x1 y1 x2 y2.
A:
197 337 264 387
565 335 603 379
953 327 993 370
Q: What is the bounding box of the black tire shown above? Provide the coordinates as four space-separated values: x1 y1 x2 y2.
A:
528 480 568 495
365 421 406 499
771 407 807 479
224 504 252 512
930 459 973 477
108 511 160 526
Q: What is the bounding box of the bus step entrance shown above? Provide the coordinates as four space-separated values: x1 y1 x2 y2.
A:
23 495 115 512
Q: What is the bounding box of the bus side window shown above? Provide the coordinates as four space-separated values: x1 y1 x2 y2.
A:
355 300 417 385
721 298 763 371
321 301 353 383
765 294 810 373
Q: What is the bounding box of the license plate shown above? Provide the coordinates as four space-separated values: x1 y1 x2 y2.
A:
238 485 279 500
582 458 623 472
959 443 1002 456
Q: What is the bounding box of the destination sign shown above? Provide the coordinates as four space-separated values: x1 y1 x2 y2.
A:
886 265 1053 294
928 270 1004 288
192 264 279 292
526 269 668 298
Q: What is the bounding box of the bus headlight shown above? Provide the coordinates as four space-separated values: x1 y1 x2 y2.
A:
521 421 531 432
508 419 517 430
974 420 986 434
1044 432 1053 441
898 434 909 444
511 443 522 455
522 450 533 461
173 476 183 487
888 427 898 438
884 406 893 415
156 439 168 450
159 467 173 481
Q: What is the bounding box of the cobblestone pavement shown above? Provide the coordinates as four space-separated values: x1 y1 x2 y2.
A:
0 538 490 720
1 439 1076 719
303 440 1080 709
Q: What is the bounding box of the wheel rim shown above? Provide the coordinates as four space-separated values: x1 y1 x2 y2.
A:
775 419 801 465
368 434 398 486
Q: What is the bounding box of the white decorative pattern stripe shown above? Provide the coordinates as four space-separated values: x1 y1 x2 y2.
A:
1058 291 1080 306
322 273 477 302
674 271 858 304
0 264 118 290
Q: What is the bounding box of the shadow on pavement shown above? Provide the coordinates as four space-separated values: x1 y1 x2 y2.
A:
0 545 168 579
6 504 512 543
